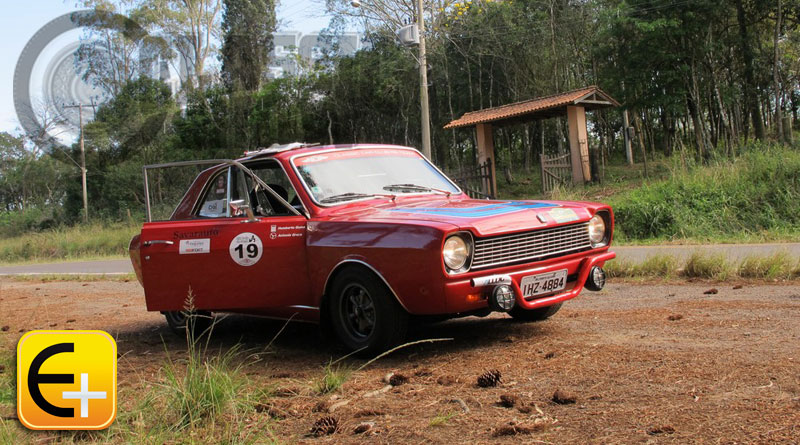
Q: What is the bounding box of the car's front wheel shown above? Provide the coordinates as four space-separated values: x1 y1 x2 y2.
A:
329 268 408 356
508 303 562 322
163 310 213 337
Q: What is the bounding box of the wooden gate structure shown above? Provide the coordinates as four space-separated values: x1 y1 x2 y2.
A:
540 153 572 192
448 159 495 199
444 86 620 195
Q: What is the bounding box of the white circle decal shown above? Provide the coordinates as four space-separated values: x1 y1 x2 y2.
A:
229 232 263 266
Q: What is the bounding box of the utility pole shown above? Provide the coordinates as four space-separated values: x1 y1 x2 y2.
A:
416 0 432 160
64 103 91 223
350 0 433 160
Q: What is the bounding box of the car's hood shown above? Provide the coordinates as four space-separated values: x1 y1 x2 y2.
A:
323 197 595 237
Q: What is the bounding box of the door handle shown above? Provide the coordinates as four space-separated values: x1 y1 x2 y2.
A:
143 240 174 246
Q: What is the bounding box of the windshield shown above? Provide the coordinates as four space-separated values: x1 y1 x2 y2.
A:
292 148 459 204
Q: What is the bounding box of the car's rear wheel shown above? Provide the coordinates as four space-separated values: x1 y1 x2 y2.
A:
508 303 562 322
329 268 408 356
163 310 213 337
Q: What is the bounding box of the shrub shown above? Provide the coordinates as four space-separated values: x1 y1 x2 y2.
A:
611 143 800 241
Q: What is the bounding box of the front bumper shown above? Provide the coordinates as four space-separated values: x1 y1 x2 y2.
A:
443 249 616 313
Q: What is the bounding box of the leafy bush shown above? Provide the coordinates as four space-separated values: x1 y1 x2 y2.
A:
611 143 800 241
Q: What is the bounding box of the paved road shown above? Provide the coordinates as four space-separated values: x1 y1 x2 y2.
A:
0 259 133 275
613 242 800 263
1 243 798 275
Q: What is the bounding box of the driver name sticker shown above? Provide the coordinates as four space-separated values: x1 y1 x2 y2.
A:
179 238 210 254
229 232 263 266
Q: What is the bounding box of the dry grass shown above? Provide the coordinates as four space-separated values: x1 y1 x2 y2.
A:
605 254 679 279
608 251 799 281
7 273 137 282
737 251 797 279
683 252 734 280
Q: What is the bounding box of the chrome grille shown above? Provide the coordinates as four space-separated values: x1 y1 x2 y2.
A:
472 222 591 269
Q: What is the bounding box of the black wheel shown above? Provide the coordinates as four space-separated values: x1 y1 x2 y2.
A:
509 303 562 322
329 268 408 355
163 310 213 337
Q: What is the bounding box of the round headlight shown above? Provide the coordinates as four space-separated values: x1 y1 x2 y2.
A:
588 214 606 246
443 235 470 271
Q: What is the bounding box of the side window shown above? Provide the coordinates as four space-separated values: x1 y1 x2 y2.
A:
243 161 301 217
196 167 251 218
197 169 229 218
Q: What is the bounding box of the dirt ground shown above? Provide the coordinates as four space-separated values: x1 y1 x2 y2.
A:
1 277 799 444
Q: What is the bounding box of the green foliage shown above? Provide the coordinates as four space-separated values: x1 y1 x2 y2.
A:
684 252 734 280
611 144 800 241
605 254 678 279
738 252 797 279
313 361 352 395
220 0 277 91
0 222 138 263
160 347 245 428
429 411 457 427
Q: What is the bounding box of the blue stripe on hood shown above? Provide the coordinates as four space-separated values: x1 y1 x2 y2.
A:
389 201 557 218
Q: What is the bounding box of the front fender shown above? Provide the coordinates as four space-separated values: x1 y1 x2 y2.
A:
307 221 451 314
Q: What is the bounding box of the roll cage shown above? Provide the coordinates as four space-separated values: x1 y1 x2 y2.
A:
142 159 306 222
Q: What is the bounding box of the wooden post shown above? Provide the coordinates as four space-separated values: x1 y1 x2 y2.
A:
622 109 634 165
567 105 591 184
475 123 497 197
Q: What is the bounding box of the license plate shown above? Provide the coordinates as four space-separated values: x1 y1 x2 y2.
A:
520 269 568 297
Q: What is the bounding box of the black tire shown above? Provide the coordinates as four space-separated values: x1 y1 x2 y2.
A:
509 303 563 322
163 310 213 337
328 267 408 356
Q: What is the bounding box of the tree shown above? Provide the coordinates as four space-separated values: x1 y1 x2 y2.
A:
75 1 169 96
220 0 277 92
137 0 224 89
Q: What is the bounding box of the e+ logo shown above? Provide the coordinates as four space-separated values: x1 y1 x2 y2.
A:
17 330 117 430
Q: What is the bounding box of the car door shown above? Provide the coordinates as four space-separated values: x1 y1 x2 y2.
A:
140 165 311 314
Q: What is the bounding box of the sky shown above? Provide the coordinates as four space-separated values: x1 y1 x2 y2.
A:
0 0 335 136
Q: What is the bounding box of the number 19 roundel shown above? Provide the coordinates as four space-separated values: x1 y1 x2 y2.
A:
229 232 263 266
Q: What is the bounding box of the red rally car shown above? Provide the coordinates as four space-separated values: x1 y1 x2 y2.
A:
129 144 615 354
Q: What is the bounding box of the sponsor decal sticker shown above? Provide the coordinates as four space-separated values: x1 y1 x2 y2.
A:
179 238 210 254
548 208 579 223
229 232 263 266
173 228 220 239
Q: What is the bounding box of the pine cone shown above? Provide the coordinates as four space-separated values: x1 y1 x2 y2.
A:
311 416 339 436
477 369 502 388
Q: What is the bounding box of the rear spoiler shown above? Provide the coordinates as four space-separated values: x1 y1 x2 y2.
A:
142 159 306 222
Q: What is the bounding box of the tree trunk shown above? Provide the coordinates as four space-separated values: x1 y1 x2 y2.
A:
736 0 765 140
773 0 784 143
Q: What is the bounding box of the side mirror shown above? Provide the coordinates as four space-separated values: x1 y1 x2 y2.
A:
230 199 258 222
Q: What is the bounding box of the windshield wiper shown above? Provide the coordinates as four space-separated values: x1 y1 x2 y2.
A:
320 192 396 204
382 183 452 197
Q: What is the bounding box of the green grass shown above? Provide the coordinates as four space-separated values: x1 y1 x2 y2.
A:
683 252 734 280
500 143 800 244
313 361 352 395
0 223 138 264
429 411 457 427
605 254 679 279
0 353 13 408
607 251 800 281
737 251 799 279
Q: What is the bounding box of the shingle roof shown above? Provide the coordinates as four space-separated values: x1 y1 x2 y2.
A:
443 85 620 129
